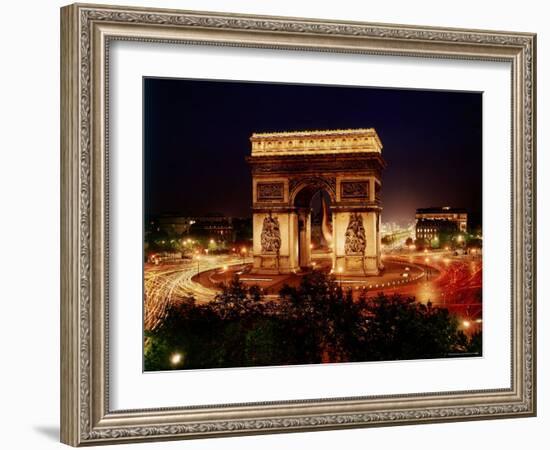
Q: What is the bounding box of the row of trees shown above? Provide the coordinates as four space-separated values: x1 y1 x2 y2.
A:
406 234 483 251
145 271 481 371
144 218 253 255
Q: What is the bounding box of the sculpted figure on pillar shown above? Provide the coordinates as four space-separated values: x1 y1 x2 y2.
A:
344 212 366 255
260 214 281 253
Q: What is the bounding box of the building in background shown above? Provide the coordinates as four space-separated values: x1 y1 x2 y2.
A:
190 214 234 241
147 213 252 245
155 215 196 235
415 206 467 242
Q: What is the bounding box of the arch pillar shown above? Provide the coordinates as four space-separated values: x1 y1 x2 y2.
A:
332 209 381 276
252 209 300 274
297 208 312 269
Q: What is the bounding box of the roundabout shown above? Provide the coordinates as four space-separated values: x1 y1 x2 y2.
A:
192 257 430 298
144 250 481 334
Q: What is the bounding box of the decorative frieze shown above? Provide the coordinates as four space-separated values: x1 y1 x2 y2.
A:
250 128 382 156
341 181 369 200
257 182 284 201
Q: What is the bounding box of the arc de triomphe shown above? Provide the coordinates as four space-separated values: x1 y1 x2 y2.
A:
247 128 386 277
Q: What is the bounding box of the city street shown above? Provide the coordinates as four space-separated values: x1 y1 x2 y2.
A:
144 255 250 331
377 252 482 328
144 248 482 333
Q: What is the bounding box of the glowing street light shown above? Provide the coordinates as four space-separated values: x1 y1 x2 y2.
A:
462 320 471 328
241 246 247 266
170 352 183 366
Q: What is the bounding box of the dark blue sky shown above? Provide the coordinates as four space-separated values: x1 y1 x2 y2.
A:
144 78 482 225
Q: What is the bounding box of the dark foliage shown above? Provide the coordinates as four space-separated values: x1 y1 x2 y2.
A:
145 272 481 371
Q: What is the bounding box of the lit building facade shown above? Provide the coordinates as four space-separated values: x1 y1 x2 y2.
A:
415 206 467 241
247 128 385 276
151 214 235 241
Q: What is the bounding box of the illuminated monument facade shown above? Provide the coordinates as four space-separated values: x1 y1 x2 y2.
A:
247 128 386 276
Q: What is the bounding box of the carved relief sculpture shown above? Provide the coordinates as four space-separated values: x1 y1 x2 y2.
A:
260 214 282 253
341 181 369 199
344 213 366 255
257 182 284 201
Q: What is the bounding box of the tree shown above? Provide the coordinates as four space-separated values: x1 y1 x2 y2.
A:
279 271 363 362
414 238 429 250
144 272 480 370
405 237 414 246
353 294 466 361
212 275 264 320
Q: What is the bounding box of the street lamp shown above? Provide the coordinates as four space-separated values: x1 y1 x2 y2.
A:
425 257 431 279
241 246 246 266
170 352 183 367
196 255 201 280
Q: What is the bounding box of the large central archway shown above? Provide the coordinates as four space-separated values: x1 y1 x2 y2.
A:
246 128 386 277
292 181 333 269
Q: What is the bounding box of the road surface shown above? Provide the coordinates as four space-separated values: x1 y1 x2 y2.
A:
144 255 250 331
144 251 482 331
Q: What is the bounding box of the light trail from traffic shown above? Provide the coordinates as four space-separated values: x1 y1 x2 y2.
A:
144 255 251 331
144 248 482 334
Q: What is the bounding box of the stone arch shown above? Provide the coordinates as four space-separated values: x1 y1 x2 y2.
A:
289 177 336 207
247 128 385 276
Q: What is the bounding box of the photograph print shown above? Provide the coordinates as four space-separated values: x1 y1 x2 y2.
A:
143 78 483 372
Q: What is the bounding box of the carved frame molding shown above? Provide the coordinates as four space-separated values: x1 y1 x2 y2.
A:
61 3 536 446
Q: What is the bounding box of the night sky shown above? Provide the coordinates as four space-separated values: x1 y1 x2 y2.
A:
144 78 482 226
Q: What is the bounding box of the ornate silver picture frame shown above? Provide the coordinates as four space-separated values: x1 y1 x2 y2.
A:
60 3 536 446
